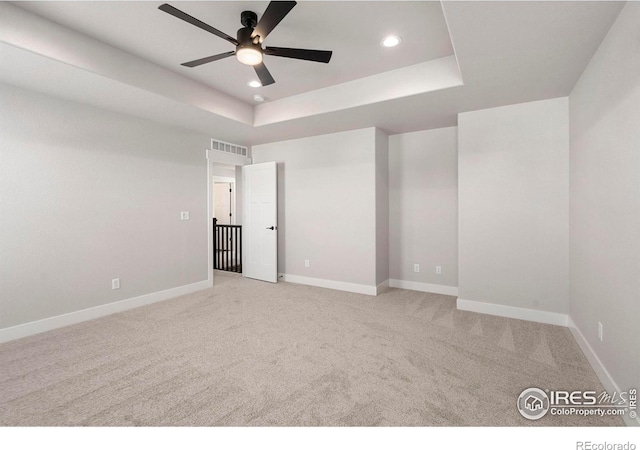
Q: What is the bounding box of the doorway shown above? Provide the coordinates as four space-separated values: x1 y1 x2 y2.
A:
213 181 235 225
206 149 277 286
211 163 237 225
207 156 247 286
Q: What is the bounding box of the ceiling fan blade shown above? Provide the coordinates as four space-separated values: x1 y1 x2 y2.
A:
158 3 238 46
252 1 297 42
264 47 332 63
254 62 275 86
181 51 235 67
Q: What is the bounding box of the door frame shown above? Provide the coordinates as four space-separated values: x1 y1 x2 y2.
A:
206 149 252 287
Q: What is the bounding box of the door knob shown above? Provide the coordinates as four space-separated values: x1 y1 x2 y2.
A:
266 226 275 230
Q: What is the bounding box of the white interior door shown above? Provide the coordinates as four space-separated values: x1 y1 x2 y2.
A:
243 161 277 283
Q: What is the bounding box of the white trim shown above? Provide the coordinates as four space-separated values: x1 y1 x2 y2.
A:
456 298 568 327
212 176 235 183
376 280 390 295
206 150 213 282
207 148 251 166
389 279 458 296
0 280 211 344
568 317 640 427
281 274 377 296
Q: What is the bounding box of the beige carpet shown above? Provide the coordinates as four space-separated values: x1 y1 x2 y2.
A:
0 272 622 426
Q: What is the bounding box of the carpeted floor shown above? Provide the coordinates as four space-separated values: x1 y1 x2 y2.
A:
0 272 623 426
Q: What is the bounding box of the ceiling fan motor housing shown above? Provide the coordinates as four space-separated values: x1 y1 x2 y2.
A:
236 25 262 57
236 24 263 65
237 26 257 45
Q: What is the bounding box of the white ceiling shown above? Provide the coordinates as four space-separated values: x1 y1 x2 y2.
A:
0 1 626 146
16 1 454 103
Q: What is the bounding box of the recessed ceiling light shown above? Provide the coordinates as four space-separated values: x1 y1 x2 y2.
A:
253 94 265 103
247 80 261 88
381 35 402 48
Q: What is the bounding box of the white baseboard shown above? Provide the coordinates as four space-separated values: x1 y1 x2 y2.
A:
456 298 568 327
376 280 390 295
281 274 377 296
568 317 639 427
389 279 458 296
0 279 211 344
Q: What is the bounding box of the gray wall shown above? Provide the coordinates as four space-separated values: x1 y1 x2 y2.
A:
0 83 209 328
388 127 458 287
569 2 640 392
458 97 570 313
375 129 389 286
252 128 378 287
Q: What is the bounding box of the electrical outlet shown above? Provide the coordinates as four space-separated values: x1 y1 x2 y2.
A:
413 264 420 273
112 278 120 290
304 259 310 268
598 322 603 342
436 265 442 275
180 211 190 220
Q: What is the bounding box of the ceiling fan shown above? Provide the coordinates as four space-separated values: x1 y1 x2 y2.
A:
158 1 333 87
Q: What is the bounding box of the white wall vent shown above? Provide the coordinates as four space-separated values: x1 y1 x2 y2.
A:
210 139 249 157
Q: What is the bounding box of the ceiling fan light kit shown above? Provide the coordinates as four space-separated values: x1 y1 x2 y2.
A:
159 1 333 87
236 47 263 66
